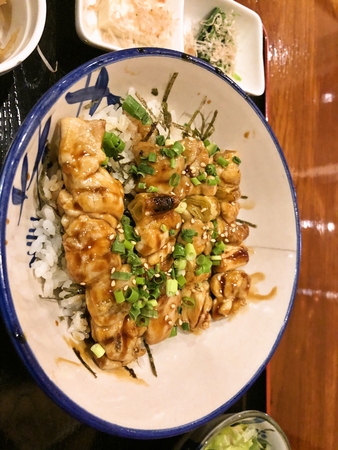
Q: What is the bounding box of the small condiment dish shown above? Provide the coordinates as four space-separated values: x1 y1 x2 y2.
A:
0 0 46 75
75 0 185 52
184 0 265 96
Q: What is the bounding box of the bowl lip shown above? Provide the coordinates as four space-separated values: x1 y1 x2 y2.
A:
0 0 47 74
0 47 301 439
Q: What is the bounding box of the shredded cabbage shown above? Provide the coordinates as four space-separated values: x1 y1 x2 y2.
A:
204 423 271 450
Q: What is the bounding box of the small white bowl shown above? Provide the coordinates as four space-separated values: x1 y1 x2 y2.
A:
75 0 185 52
184 0 265 96
0 0 46 75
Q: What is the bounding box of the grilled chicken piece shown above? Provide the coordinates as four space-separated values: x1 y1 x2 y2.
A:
144 293 181 345
58 118 124 220
132 140 185 194
62 215 120 285
219 201 240 224
216 216 250 246
177 218 213 256
128 193 181 257
180 281 212 331
92 316 147 369
210 270 251 320
58 189 119 230
212 245 250 273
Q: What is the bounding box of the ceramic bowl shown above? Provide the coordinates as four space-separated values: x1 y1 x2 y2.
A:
0 0 46 75
0 48 300 439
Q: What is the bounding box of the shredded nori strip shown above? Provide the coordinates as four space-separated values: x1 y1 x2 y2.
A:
143 339 158 377
236 218 257 228
73 348 97 378
124 366 138 379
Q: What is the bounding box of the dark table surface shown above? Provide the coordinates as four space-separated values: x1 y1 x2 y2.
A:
0 1 267 448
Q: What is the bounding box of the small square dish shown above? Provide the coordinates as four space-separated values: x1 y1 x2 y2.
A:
184 0 265 96
75 0 185 52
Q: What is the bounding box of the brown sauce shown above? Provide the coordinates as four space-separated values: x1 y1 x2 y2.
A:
248 272 277 300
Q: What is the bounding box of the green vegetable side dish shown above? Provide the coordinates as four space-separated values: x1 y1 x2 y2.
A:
203 423 271 450
196 7 241 81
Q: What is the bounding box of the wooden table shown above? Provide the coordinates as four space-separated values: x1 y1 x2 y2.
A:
239 0 338 448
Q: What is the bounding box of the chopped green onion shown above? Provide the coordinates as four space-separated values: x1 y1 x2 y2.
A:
126 288 139 303
207 177 218 186
160 224 168 232
156 135 166 146
170 325 178 337
212 241 226 255
140 308 159 319
123 240 134 251
138 182 147 189
173 258 187 270
148 152 157 163
172 141 184 153
91 343 105 358
197 172 207 182
147 185 158 193
102 131 125 160
216 156 229 168
170 157 176 169
112 239 125 254
169 229 176 236
166 279 178 296
205 142 219 156
173 243 185 259
232 156 241 165
191 177 201 186
210 255 222 260
135 277 146 285
136 316 150 327
182 297 196 308
181 322 190 331
129 305 141 321
138 162 155 175
175 201 187 214
114 289 125 303
185 243 197 261
169 173 180 187
122 95 152 125
181 228 198 243
205 164 217 176
176 274 187 288
111 271 132 281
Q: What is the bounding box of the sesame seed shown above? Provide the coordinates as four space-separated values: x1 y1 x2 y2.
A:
168 320 173 326
124 285 129 291
111 267 116 273
176 223 180 229
109 234 115 240
201 207 207 212
200 162 206 167
165 314 169 321
181 170 186 175
143 285 147 291
80 282 86 286
134 229 140 236
211 238 216 243
144 263 149 269
178 319 183 325
171 303 176 308
131 240 136 245
155 273 160 278
132 279 136 285
172 245 175 252
225 238 229 242
111 280 116 287
191 218 195 224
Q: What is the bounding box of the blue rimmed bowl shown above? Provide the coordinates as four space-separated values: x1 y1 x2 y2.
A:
0 48 300 439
